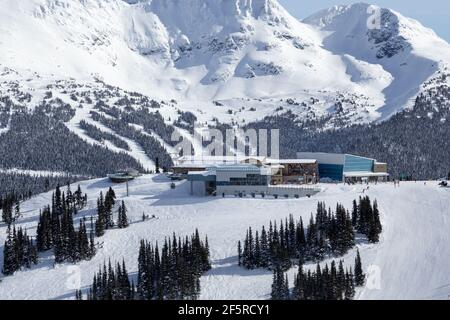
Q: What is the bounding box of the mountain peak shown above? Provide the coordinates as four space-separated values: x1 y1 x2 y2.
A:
125 0 283 19
304 2 448 59
0 0 448 124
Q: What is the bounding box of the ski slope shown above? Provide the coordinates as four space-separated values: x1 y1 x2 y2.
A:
0 175 449 300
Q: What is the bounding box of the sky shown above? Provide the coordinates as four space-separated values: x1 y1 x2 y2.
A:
279 0 450 42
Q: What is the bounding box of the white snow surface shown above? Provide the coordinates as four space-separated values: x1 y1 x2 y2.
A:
303 3 450 120
0 175 449 300
0 0 448 125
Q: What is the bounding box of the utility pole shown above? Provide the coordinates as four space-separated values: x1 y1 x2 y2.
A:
126 180 129 197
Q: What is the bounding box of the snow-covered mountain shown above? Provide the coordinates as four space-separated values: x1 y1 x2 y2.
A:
0 0 449 175
0 0 448 125
1 2 450 301
303 2 450 120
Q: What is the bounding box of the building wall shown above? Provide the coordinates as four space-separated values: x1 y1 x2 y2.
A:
187 173 216 182
173 167 206 174
270 162 318 185
216 170 258 182
374 163 388 173
216 185 320 198
344 155 375 172
296 153 377 182
318 164 344 181
297 152 345 165
217 174 269 186
191 181 207 196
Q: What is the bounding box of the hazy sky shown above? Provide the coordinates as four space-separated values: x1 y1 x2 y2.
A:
279 0 450 42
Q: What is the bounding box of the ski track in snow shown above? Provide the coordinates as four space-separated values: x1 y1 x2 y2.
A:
0 176 449 300
0 168 84 177
66 105 156 171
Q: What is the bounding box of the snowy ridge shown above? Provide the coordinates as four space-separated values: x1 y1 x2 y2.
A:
0 67 179 170
303 2 450 120
1 0 448 125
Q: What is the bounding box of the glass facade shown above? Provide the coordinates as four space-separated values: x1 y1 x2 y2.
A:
317 154 377 181
217 174 269 186
187 173 216 182
318 164 344 181
344 155 374 172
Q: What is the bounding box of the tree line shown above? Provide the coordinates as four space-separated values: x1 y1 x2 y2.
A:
2 226 38 275
1 193 20 225
238 197 381 271
0 173 89 215
271 249 365 300
82 230 211 300
2 184 92 275
94 188 129 236
0 108 145 177
35 184 94 263
2 183 135 277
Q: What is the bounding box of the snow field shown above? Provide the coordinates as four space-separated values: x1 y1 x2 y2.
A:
0 175 449 300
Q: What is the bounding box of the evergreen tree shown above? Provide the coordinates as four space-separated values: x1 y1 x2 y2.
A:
2 225 38 275
155 157 160 173
2 226 17 275
95 192 106 237
104 188 116 229
285 258 362 300
36 206 53 252
351 199 358 227
1 195 14 225
344 269 356 300
134 230 211 300
75 290 83 300
354 249 365 286
368 200 382 243
271 268 283 300
14 202 20 220
117 201 129 229
237 240 242 266
239 198 380 273
260 226 270 268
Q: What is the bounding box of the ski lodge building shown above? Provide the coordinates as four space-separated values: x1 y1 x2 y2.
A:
171 153 388 197
296 152 389 184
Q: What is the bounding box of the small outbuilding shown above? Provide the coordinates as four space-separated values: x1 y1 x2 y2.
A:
108 169 141 183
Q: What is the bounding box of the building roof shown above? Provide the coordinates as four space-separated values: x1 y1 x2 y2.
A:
267 159 317 164
187 170 214 176
213 164 262 172
297 152 378 165
173 163 209 169
343 172 389 178
177 155 266 164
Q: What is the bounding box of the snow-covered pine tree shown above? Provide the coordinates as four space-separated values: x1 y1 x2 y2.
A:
2 226 17 275
117 200 129 229
354 249 365 286
36 206 52 251
254 231 261 268
260 226 270 268
2 225 38 275
95 192 106 237
237 240 242 266
351 199 358 227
